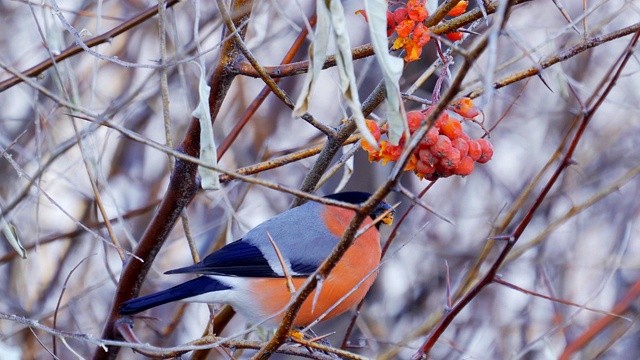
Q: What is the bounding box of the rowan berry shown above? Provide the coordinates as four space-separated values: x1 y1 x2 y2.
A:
452 138 469 157
431 135 452 157
440 148 461 169
476 139 494 163
440 117 464 140
407 111 425 133
416 159 436 176
446 32 464 42
467 140 482 161
454 156 475 175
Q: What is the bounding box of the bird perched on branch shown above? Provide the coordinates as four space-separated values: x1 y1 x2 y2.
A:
119 192 394 328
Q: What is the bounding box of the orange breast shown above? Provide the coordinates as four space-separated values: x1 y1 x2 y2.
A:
248 206 381 327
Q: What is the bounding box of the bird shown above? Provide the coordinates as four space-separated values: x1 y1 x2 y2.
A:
119 192 394 328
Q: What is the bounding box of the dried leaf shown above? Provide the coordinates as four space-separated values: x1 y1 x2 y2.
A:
294 0 378 148
1 215 25 259
192 64 220 190
364 0 407 145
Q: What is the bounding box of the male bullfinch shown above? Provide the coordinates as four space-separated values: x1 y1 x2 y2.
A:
119 192 394 328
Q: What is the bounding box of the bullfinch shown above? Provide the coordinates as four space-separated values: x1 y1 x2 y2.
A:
119 192 394 328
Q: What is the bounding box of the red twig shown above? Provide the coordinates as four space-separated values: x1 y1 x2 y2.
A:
410 26 640 360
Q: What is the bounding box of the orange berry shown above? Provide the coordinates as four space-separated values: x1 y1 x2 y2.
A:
467 140 482 161
407 0 428 22
452 138 469 157
476 139 494 163
446 32 464 42
365 119 381 141
396 19 415 38
440 117 464 140
420 126 439 148
419 149 438 166
452 97 479 118
413 23 431 47
386 10 396 36
361 120 381 157
435 163 454 178
416 159 436 176
434 111 450 128
448 1 468 17
454 156 475 175
440 148 461 169
393 7 408 24
407 111 425 133
431 135 452 157
403 39 423 62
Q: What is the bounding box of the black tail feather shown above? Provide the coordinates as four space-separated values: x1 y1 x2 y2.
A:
118 276 231 315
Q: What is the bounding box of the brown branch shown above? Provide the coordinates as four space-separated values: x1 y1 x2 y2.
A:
410 25 640 360
468 21 640 98
92 2 255 359
217 14 318 158
256 4 492 357
234 43 375 79
252 191 389 359
293 80 387 206
235 0 534 81
559 276 640 360
219 134 362 182
0 0 182 92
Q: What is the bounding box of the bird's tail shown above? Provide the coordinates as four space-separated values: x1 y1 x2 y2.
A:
119 276 231 315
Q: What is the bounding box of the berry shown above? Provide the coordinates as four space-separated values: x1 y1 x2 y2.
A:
452 138 469 157
416 159 436 176
454 156 475 176
431 135 452 157
451 97 479 118
407 111 425 133
434 112 450 128
440 117 464 140
448 1 468 17
476 139 494 163
393 7 408 24
419 149 438 166
435 165 453 178
365 120 381 141
446 32 464 42
361 120 381 156
407 0 428 22
396 19 415 38
386 10 396 36
413 23 430 47
420 126 439 148
440 148 461 169
467 140 482 161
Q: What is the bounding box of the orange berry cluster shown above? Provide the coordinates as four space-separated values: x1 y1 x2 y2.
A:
388 0 430 62
362 104 493 181
357 1 469 62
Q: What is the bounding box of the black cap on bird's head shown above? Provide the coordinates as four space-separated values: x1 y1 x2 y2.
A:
324 191 395 228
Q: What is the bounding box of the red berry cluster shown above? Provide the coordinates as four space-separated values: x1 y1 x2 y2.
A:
409 109 493 180
357 0 469 62
362 100 493 181
388 0 430 62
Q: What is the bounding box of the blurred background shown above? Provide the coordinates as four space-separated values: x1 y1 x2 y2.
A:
0 0 639 359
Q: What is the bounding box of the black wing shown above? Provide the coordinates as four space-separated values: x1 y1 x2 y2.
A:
165 240 279 277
